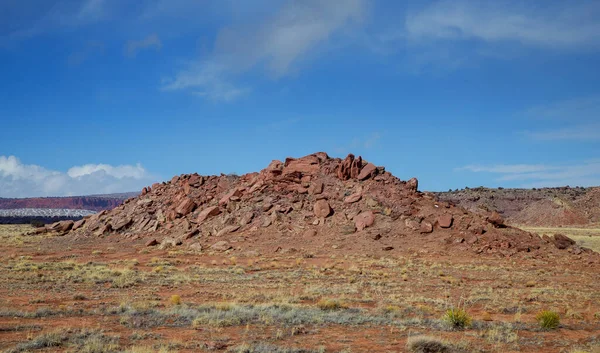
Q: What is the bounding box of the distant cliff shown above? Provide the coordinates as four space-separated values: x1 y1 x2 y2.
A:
0 193 137 212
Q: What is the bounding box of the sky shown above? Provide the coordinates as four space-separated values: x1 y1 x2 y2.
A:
1 0 600 197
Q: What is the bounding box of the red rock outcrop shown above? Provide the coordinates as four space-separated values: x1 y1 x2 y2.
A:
62 152 597 261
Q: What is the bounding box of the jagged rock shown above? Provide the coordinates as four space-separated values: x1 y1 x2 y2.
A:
262 217 272 227
48 220 74 233
357 163 377 180
420 221 433 233
219 188 243 205
404 218 421 231
283 155 320 175
438 214 453 228
239 213 254 226
355 211 375 231
137 198 153 207
406 178 418 192
176 197 196 216
350 156 363 179
160 237 182 249
313 199 332 218
309 181 324 195
197 206 221 224
553 233 576 249
344 192 362 204
217 225 240 237
112 217 132 231
72 219 86 231
183 229 199 239
487 211 505 227
337 154 354 180
189 243 203 251
210 241 232 252
145 239 159 247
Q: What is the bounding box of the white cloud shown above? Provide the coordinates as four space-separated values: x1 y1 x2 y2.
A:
0 155 157 197
125 34 162 58
390 0 600 71
405 1 600 49
458 160 600 187
162 0 366 101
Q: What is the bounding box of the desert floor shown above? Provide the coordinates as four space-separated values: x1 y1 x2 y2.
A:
1 224 599 353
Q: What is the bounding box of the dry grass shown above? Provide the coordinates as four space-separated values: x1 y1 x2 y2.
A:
1 224 600 352
520 226 600 252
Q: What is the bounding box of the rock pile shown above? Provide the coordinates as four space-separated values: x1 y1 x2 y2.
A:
57 152 594 259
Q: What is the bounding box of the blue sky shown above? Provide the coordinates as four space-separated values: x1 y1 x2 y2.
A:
1 0 599 197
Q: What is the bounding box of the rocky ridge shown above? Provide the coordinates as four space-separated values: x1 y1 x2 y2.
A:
50 153 596 260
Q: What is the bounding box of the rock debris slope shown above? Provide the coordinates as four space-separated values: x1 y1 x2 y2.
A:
62 152 596 260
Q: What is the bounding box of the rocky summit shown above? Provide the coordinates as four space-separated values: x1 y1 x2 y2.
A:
57 152 595 260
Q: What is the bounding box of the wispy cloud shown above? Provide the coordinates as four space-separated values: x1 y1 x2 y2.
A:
125 34 162 58
522 94 600 121
1 0 109 44
393 0 600 70
523 123 600 141
458 160 600 187
519 94 600 141
406 1 600 49
161 0 366 101
0 155 157 197
334 132 382 154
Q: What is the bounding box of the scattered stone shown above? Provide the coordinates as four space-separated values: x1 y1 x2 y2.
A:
309 181 324 195
487 211 505 227
313 199 332 218
552 233 576 250
197 206 221 224
382 246 394 251
355 211 375 231
303 229 317 237
344 192 362 204
175 197 196 216
210 241 232 252
420 221 433 234
438 214 453 228
217 225 240 237
112 217 132 231
183 229 200 239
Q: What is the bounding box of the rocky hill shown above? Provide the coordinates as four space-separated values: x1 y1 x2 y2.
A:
47 153 595 261
434 187 600 227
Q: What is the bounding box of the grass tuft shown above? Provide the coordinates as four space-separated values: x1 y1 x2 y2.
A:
442 308 472 330
536 310 560 330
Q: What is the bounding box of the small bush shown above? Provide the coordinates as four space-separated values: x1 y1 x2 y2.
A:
169 295 181 306
442 308 472 329
536 310 560 330
406 336 452 353
316 299 347 311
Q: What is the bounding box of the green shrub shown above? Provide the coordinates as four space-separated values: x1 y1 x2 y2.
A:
536 310 560 330
442 308 472 329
